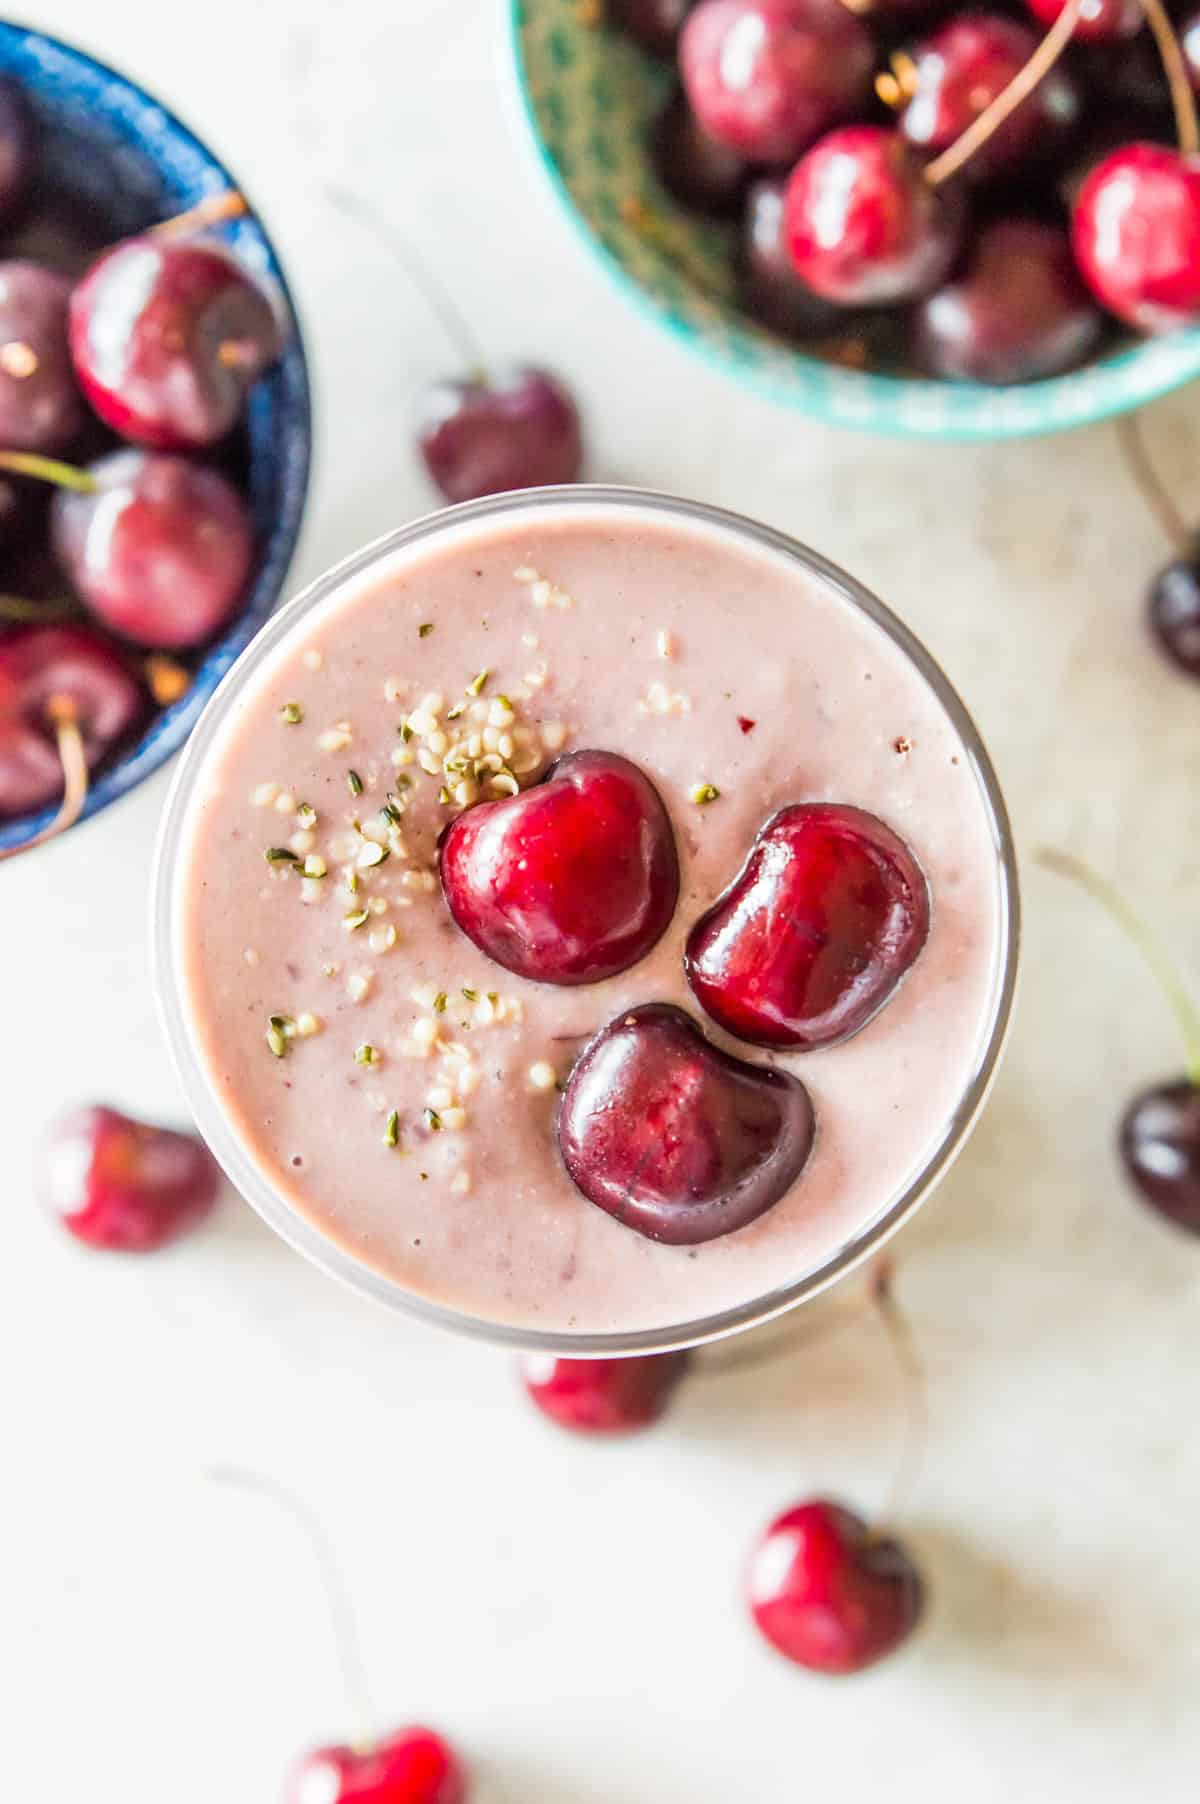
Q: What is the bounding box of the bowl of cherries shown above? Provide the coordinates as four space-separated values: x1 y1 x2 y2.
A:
510 0 1200 438
0 22 310 859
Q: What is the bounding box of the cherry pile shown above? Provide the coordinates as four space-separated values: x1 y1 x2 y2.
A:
607 0 1200 385
0 73 286 841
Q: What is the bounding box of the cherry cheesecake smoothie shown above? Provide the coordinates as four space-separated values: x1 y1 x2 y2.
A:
155 489 1016 1346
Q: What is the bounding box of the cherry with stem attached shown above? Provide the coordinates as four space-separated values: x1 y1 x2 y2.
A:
1114 411 1200 677
210 1466 468 1804
1038 848 1200 1234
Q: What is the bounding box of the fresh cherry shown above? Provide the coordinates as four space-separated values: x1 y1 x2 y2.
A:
1148 555 1200 676
1078 37 1179 117
557 1001 815 1244
746 1498 925 1674
0 625 141 815
519 1351 692 1433
1120 1081 1200 1233
438 749 679 986
1023 0 1142 41
284 1727 467 1804
896 14 1082 185
686 803 930 1051
0 261 83 451
1072 143 1200 331
913 218 1103 383
36 1103 219 1251
51 449 254 649
651 90 749 215
1 185 108 278
739 176 841 336
784 127 965 306
0 76 34 222
417 366 583 503
679 0 874 165
68 236 282 450
611 0 694 55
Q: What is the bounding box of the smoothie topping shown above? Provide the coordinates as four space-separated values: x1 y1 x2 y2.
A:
639 680 691 717
279 701 303 725
691 783 721 805
514 563 575 611
317 722 353 753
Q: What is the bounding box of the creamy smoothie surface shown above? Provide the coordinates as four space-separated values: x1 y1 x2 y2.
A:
176 501 1005 1335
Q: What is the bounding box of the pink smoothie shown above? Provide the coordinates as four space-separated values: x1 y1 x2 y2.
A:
172 497 1009 1337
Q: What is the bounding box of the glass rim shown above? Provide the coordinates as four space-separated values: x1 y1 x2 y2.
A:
151 484 1021 1356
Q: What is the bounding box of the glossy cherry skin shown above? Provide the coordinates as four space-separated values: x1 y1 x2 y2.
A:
0 626 142 816
52 450 253 650
651 90 749 215
36 1105 220 1252
0 77 34 222
438 750 679 986
558 1002 815 1245
747 1499 925 1674
1148 557 1200 678
520 1351 692 1433
612 0 694 55
898 15 1081 185
69 237 282 450
914 219 1103 384
0 261 84 451
1072 144 1200 331
1023 0 1141 41
679 0 874 165
1120 1080 1200 1233
740 177 841 336
417 367 583 504
686 804 930 1051
784 127 964 306
284 1727 467 1804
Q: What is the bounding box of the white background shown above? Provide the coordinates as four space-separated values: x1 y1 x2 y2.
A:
3 2 1199 1798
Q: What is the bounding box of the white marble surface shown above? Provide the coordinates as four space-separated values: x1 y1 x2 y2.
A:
3 2 1200 1798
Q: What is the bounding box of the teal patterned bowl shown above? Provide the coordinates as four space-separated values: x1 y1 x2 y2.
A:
508 0 1200 440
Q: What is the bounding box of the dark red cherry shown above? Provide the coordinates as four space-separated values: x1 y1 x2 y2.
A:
52 449 253 649
284 1726 468 1804
36 1104 220 1251
1 186 109 278
1120 1080 1200 1233
0 261 84 451
1072 143 1200 330
784 127 965 306
746 1499 925 1674
611 0 694 55
557 1001 815 1245
739 177 841 336
438 750 679 986
651 90 749 215
897 15 1082 185
1077 37 1178 116
1148 556 1200 677
0 625 142 816
68 237 283 450
417 366 583 503
686 803 930 1051
520 1351 692 1433
679 0 875 165
0 78 34 223
913 218 1103 384
1024 0 1142 40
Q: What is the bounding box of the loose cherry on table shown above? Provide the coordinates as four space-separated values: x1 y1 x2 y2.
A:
557 1001 816 1244
285 1730 468 1804
739 176 841 338
0 624 142 824
0 260 85 451
1111 409 1200 679
746 1498 925 1674
1072 143 1200 331
416 366 584 504
685 803 930 1051
0 76 33 222
438 749 679 986
35 1103 219 1251
679 0 875 165
519 1351 693 1433
914 218 1103 384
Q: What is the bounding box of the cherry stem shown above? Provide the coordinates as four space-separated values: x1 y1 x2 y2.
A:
868 1257 927 1533
924 0 1085 187
1115 412 1191 554
0 696 87 863
325 184 486 377
208 1465 376 1752
1138 0 1200 155
0 450 96 493
151 189 248 240
1037 848 1200 1087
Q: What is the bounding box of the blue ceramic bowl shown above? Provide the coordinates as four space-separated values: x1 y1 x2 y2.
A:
508 0 1200 441
0 21 311 854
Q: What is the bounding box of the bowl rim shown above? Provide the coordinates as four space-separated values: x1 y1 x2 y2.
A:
504 0 1200 442
0 18 312 854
